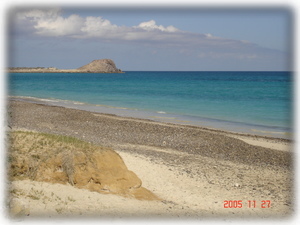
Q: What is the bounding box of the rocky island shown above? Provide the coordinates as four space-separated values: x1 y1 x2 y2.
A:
8 59 123 73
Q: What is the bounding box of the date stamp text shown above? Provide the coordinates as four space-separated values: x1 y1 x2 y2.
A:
223 200 271 208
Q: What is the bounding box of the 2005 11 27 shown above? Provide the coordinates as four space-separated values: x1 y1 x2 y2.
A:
223 200 271 208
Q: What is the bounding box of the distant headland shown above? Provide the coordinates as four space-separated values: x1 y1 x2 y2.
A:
8 59 123 73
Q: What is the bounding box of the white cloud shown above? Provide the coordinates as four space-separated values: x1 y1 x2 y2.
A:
15 8 84 36
12 8 282 61
16 8 61 21
135 20 179 32
81 16 117 36
35 14 85 36
197 52 259 60
14 9 182 40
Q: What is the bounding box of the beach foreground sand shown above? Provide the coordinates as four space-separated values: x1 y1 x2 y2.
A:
6 99 293 219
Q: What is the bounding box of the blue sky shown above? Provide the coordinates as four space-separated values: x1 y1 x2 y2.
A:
8 7 292 71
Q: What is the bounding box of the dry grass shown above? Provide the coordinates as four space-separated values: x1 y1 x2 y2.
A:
7 130 159 200
8 131 97 181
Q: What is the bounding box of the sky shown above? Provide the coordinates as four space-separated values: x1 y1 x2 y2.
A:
8 6 292 71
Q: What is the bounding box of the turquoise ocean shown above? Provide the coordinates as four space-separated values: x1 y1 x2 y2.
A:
8 71 293 138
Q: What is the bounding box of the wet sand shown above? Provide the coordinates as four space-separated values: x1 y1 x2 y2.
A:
7 99 294 218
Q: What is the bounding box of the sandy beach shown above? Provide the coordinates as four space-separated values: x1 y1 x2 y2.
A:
6 99 293 219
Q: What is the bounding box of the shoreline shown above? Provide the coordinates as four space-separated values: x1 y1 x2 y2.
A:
8 96 292 140
7 99 293 217
8 70 124 74
8 99 293 163
8 98 292 153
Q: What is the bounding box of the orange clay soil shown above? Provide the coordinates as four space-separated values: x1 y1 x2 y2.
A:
8 131 159 201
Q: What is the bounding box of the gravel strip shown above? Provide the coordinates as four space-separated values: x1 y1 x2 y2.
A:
8 100 292 168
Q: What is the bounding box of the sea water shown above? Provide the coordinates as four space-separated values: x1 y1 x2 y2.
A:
8 71 293 138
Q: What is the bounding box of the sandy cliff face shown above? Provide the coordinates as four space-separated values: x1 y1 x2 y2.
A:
77 59 123 73
8 131 158 201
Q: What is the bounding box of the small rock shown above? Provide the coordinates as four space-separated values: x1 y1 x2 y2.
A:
9 198 30 217
234 183 240 188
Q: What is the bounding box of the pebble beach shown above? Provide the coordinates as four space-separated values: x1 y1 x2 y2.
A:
6 99 293 218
